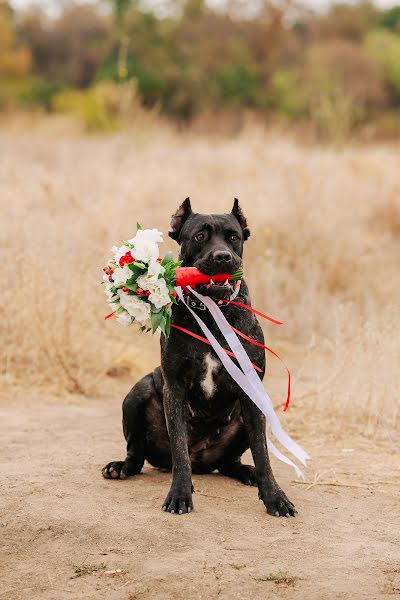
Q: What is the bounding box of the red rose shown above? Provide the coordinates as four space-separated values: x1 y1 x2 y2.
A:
124 251 134 264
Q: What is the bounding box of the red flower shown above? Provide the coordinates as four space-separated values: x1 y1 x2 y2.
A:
136 288 144 295
124 251 134 264
145 290 151 297
156 257 162 262
119 251 134 267
171 291 177 298
122 286 129 293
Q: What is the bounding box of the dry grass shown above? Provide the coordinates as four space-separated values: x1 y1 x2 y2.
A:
254 570 300 586
1 120 399 432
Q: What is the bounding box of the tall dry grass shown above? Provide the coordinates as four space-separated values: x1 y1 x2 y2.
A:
1 121 399 432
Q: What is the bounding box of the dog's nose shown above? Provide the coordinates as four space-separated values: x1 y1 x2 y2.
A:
213 250 232 263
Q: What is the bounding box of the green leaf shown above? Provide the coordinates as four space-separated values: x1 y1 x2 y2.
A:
126 282 138 292
133 261 146 269
165 309 171 337
161 251 174 266
158 316 166 335
151 310 164 333
150 304 163 314
136 223 142 230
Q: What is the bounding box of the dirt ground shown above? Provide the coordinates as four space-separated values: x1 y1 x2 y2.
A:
1 391 399 600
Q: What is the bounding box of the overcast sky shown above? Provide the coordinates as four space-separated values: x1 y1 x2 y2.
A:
10 0 400 15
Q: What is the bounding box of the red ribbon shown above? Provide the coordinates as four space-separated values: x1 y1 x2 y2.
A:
212 298 284 325
170 324 263 373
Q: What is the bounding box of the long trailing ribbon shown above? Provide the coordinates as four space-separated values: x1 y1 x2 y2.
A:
176 286 309 478
230 326 291 412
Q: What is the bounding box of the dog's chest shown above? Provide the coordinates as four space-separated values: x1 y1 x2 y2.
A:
200 352 220 399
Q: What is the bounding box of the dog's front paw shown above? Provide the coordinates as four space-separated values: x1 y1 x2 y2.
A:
162 485 194 515
102 461 129 480
260 487 297 517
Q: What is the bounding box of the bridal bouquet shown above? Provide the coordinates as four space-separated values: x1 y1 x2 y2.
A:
102 226 242 335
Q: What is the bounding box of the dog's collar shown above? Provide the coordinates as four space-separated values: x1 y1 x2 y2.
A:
179 281 241 311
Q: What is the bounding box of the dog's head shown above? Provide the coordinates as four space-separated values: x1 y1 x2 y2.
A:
168 198 250 299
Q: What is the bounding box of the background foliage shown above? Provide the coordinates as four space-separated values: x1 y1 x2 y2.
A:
1 0 400 137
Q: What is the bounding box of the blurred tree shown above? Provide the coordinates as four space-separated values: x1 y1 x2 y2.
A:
1 0 400 137
378 6 400 33
307 1 381 41
0 1 30 77
19 5 110 87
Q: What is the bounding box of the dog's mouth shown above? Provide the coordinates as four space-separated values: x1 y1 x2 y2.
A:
195 278 235 300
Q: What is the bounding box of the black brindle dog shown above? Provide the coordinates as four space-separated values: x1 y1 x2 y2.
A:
102 198 296 517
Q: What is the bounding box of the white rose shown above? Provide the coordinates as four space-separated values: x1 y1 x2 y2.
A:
112 265 132 287
136 260 165 291
138 316 152 331
148 279 171 309
104 280 117 302
128 229 163 263
128 228 163 246
147 259 165 277
118 292 151 324
133 241 159 263
115 310 133 326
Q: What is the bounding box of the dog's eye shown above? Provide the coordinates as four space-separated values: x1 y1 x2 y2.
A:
230 234 240 242
195 233 205 242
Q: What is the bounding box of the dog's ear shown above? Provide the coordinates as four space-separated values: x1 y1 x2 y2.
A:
231 198 250 241
168 197 193 241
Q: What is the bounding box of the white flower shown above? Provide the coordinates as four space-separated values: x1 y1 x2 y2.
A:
112 245 130 265
147 259 165 278
129 228 163 246
115 310 133 326
128 229 163 263
136 259 165 291
104 281 117 302
118 291 151 324
148 279 171 309
134 241 159 263
112 265 132 287
103 275 118 302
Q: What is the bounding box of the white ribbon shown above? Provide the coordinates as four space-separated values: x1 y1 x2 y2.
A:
175 286 309 479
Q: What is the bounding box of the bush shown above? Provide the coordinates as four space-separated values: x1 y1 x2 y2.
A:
52 82 122 131
270 69 306 118
52 80 149 132
18 77 63 110
215 64 264 107
366 29 400 101
302 40 387 139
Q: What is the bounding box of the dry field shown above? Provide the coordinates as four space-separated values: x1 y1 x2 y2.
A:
0 121 399 599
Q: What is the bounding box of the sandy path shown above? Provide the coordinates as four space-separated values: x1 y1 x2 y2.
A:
0 393 399 600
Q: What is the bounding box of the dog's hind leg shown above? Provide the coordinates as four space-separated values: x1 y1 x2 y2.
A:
217 426 257 486
218 460 257 486
102 373 153 480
